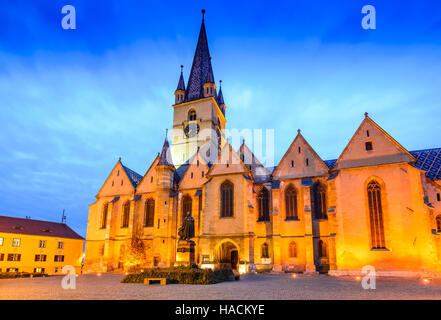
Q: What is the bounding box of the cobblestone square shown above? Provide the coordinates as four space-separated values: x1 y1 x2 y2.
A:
1 273 441 300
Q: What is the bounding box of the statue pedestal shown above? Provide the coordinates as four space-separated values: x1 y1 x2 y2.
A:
175 240 196 267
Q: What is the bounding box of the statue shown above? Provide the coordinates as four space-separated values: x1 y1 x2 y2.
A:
178 212 195 241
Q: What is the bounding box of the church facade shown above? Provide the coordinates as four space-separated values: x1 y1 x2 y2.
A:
85 14 441 277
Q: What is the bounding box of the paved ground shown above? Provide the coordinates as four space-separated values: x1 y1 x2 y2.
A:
1 273 441 300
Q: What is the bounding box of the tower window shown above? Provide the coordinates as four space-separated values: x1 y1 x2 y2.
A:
188 109 197 121
197 160 200 166
365 141 373 151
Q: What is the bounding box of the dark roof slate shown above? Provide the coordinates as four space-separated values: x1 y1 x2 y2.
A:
122 165 143 187
410 148 441 180
0 216 84 240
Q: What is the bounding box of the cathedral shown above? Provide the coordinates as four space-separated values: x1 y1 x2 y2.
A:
85 12 441 277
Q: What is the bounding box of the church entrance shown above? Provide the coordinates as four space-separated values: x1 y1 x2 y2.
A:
215 240 239 270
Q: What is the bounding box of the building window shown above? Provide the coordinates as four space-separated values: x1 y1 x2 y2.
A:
144 198 155 227
34 268 45 274
0 237 3 246
261 243 269 258
298 147 301 154
58 241 64 249
35 254 47 262
291 160 294 167
182 195 192 222
7 268 19 273
191 172 193 179
202 171 204 177
257 188 270 221
12 238 20 247
121 202 130 228
436 215 441 233
367 180 386 249
54 255 65 262
312 182 327 220
318 240 327 258
306 158 309 166
101 203 108 229
285 186 298 220
289 241 297 258
0 253 4 261
39 240 46 248
366 130 370 137
151 176 153 183
7 254 21 261
220 181 234 218
437 193 441 202
188 109 197 121
365 141 373 151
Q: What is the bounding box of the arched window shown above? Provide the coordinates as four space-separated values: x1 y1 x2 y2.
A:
121 202 130 228
289 241 297 258
182 195 192 221
367 180 386 249
100 203 108 229
437 215 441 233
144 198 155 227
188 109 197 121
220 181 234 217
318 240 327 258
257 188 270 221
312 182 327 220
285 186 298 220
261 243 269 258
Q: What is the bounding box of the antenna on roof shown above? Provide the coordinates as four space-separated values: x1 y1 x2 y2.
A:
61 209 66 225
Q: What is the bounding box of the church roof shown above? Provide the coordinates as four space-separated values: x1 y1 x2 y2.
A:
121 164 143 188
157 136 174 167
410 148 441 180
0 216 83 240
322 148 441 180
185 15 216 102
217 86 225 105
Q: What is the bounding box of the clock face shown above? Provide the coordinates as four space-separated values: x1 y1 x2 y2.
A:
184 123 200 138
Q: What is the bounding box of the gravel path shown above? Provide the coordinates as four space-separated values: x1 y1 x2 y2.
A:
0 273 441 300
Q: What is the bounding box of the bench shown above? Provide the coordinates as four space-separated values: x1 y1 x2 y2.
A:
144 278 167 285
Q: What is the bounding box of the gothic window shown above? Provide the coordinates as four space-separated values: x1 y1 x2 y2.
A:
101 203 108 229
121 202 130 228
285 186 298 220
144 199 155 227
312 182 327 220
220 181 234 218
436 215 441 233
188 109 197 121
261 243 269 258
367 180 386 249
182 195 192 221
289 241 297 258
257 188 270 221
318 240 327 258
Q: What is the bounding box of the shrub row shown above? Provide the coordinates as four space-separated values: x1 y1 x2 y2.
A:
121 266 236 284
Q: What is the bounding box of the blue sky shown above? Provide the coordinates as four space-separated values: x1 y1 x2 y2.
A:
1 1 440 237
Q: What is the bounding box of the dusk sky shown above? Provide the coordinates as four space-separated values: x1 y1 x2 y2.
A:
1 0 440 237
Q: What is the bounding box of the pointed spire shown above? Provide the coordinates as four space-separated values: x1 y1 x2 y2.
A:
217 80 225 105
176 65 186 91
186 10 215 101
157 130 174 167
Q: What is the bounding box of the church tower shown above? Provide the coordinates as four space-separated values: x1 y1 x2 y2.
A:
171 10 227 168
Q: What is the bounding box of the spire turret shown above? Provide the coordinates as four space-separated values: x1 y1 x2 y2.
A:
175 65 186 104
157 132 174 167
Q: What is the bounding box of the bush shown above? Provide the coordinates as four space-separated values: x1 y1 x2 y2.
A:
121 266 235 284
0 272 48 279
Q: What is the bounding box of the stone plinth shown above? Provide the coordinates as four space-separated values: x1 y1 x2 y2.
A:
175 240 195 267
